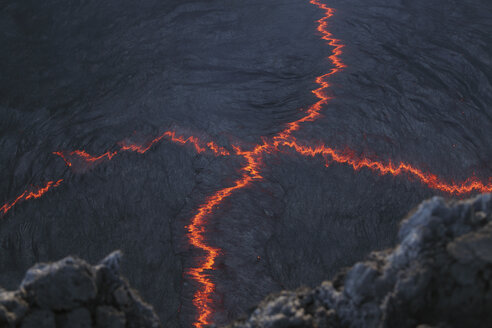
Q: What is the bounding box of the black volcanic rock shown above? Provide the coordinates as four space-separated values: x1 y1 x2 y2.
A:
224 193 492 328
21 256 97 311
0 251 161 328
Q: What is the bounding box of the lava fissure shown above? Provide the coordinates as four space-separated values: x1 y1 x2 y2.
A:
272 0 345 144
0 179 63 217
279 140 492 195
185 1 345 327
185 146 264 327
53 130 230 168
1 130 228 216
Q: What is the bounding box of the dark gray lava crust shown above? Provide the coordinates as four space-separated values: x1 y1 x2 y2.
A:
224 193 492 328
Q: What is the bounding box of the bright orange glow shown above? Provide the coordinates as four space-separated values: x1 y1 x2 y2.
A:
119 131 207 154
53 130 230 168
280 140 492 195
120 130 228 156
207 142 230 156
186 144 264 327
53 150 118 167
272 0 345 144
1 179 63 217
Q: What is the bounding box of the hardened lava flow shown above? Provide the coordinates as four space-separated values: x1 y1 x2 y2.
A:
0 1 491 328
184 0 491 326
1 130 229 217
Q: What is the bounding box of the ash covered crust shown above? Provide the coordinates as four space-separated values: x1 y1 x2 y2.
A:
0 251 161 328
224 193 492 328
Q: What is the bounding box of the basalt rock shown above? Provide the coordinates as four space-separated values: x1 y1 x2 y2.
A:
0 251 161 328
224 193 492 328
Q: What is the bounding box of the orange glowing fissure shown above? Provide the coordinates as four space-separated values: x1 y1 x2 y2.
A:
280 140 492 195
52 130 230 167
1 131 229 217
0 0 491 326
186 1 346 326
0 179 63 217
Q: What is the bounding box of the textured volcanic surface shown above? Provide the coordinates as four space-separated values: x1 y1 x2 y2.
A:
224 193 492 328
0 0 491 326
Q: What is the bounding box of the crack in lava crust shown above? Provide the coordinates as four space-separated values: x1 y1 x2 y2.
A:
280 141 492 195
1 131 229 218
185 1 345 326
1 179 63 217
53 130 230 168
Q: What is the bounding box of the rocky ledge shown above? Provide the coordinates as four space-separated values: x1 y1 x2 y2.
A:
225 193 492 328
0 251 161 328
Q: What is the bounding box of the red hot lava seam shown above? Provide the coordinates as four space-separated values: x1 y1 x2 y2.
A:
0 180 63 217
53 130 230 168
185 1 347 327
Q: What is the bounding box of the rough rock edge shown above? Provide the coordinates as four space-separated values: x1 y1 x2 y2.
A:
0 251 162 328
223 193 492 328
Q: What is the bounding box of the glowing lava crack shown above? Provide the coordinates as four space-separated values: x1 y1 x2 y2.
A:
1 180 63 217
1 130 229 218
1 1 491 327
279 140 492 195
185 2 348 326
53 130 229 168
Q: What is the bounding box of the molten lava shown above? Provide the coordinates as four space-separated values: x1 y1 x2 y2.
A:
185 145 266 327
272 0 345 144
53 150 118 167
280 140 492 195
53 130 230 168
1 179 63 217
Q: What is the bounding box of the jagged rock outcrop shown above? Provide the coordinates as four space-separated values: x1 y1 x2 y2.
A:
225 193 492 328
0 251 161 328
